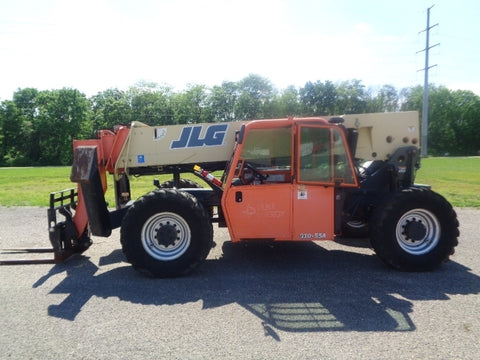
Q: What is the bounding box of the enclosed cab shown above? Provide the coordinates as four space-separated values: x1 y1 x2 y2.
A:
220 117 358 242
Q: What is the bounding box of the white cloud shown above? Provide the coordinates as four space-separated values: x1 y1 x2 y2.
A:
1 0 478 100
352 22 373 35
447 82 480 96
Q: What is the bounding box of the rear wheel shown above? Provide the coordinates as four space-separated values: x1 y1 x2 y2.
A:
121 189 213 277
341 218 368 238
370 187 459 271
341 193 370 238
160 178 203 189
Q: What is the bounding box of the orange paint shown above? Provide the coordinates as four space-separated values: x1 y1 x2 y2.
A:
222 117 358 242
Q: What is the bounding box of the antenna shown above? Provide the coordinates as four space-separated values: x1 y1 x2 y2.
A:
417 5 440 157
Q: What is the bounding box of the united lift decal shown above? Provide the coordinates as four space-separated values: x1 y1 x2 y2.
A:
170 124 228 149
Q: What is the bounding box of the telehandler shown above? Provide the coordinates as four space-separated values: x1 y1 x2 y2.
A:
16 111 462 276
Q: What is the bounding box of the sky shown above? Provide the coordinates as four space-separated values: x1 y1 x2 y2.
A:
1 0 479 101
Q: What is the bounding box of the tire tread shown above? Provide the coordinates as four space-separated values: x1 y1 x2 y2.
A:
369 187 459 271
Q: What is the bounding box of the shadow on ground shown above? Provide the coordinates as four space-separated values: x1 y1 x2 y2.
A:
33 240 480 336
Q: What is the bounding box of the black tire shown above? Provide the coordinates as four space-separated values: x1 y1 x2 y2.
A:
160 178 214 218
369 187 459 271
340 193 370 238
120 189 213 278
160 178 202 189
341 219 369 238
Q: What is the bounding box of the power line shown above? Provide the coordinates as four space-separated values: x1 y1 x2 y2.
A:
417 4 440 157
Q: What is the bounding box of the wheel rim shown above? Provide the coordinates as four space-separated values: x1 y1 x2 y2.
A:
395 208 440 255
141 212 191 261
347 219 367 230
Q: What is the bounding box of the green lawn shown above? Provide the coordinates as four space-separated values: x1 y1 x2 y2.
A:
0 167 182 207
0 157 479 208
415 157 480 207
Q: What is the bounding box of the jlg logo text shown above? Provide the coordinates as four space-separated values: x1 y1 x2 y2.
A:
170 124 228 149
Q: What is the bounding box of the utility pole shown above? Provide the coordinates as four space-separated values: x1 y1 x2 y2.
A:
417 5 439 157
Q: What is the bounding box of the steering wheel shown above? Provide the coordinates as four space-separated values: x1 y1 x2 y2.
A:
241 162 269 184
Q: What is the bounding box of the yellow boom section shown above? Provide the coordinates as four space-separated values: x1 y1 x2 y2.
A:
115 111 419 174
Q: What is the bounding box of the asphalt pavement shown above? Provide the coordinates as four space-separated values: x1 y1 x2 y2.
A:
0 206 479 359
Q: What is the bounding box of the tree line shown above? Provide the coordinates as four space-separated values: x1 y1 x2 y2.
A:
1 74 479 166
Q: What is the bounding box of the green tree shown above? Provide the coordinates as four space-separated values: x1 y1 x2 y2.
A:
0 100 22 165
451 90 480 155
234 74 274 120
12 88 39 118
2 77 479 165
279 86 301 116
13 88 40 165
264 86 300 118
427 86 456 155
209 81 238 122
91 88 132 130
401 85 480 156
234 92 261 120
33 88 90 165
171 84 210 124
0 88 41 165
299 80 337 115
129 83 174 125
399 85 423 112
334 79 367 114
428 87 480 156
367 84 399 112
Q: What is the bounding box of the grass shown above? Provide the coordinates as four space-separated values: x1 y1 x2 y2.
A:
0 167 73 207
0 157 479 208
415 157 480 208
0 167 196 207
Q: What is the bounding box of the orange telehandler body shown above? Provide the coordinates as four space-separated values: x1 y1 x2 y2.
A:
2 112 459 276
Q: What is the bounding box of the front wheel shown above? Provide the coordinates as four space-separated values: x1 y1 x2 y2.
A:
369 187 459 271
121 189 213 277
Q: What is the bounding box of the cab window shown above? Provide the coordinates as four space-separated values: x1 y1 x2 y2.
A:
298 126 356 185
234 126 292 184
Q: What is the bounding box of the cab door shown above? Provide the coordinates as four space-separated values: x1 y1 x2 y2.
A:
291 124 358 240
222 124 294 241
292 184 335 240
223 181 293 241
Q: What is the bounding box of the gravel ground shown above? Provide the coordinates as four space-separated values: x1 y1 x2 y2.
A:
0 206 479 359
